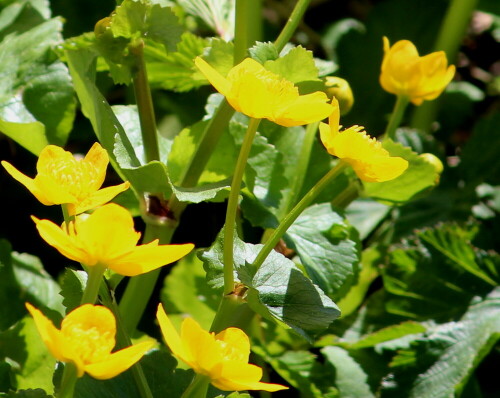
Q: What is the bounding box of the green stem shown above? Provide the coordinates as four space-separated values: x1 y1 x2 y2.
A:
234 0 250 64
61 204 74 225
252 162 348 270
411 0 478 132
119 223 175 333
99 282 153 398
383 95 409 141
330 180 360 209
80 265 105 305
130 40 160 163
223 118 261 295
181 374 210 398
285 121 319 212
274 0 312 52
58 362 78 398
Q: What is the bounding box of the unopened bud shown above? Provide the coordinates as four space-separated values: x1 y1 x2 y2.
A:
324 76 354 115
94 17 111 38
419 153 444 183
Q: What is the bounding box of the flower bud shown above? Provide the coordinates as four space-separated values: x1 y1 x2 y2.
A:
419 153 444 183
324 76 354 115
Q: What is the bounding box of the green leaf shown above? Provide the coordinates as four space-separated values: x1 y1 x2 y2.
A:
145 32 208 92
345 198 391 240
459 112 500 186
170 177 232 204
285 203 360 300
4 389 51 397
322 346 375 398
0 240 63 331
199 231 340 340
264 46 320 84
362 139 438 204
110 0 183 51
0 316 56 393
249 41 279 63
0 17 76 154
59 269 87 313
161 252 219 330
191 38 234 86
383 223 499 320
381 288 500 398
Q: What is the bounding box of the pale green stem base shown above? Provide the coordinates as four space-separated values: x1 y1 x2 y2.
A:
210 292 252 333
223 118 261 295
383 95 409 141
252 162 348 270
181 374 210 398
58 362 78 398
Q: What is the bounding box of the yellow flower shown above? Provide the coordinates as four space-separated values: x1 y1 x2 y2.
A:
195 57 333 127
380 37 455 105
32 203 194 276
1 143 129 215
156 304 288 392
319 99 408 182
26 303 154 379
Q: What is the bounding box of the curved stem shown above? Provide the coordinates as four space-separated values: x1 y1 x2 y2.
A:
383 95 409 141
223 118 261 295
118 223 175 333
130 39 159 163
274 0 313 52
252 162 348 270
58 362 78 398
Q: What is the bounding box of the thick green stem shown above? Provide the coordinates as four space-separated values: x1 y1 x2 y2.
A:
252 162 348 270
119 223 175 333
58 362 78 398
181 374 210 398
130 40 160 163
234 0 250 64
411 0 479 132
383 95 409 141
274 0 312 52
285 121 319 212
223 118 261 295
210 291 253 333
80 265 105 305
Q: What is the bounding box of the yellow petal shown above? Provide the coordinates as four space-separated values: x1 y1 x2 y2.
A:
156 304 194 366
36 145 73 176
76 204 140 262
275 92 333 127
215 327 250 363
109 242 194 276
84 340 155 380
32 217 89 264
1 161 54 205
74 181 130 214
25 303 66 363
353 156 409 182
82 142 109 192
214 362 288 392
33 173 78 205
181 317 222 374
195 57 231 96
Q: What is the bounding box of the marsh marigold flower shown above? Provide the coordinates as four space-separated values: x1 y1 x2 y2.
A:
1 143 129 215
26 303 154 379
195 57 333 126
156 304 288 392
32 203 194 276
380 37 455 105
319 99 408 182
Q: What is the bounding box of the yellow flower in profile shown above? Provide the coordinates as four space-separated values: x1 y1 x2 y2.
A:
380 37 455 105
26 303 154 379
319 99 408 182
195 57 333 127
32 203 194 276
156 304 288 392
1 143 129 215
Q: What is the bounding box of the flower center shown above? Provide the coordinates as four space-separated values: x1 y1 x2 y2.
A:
62 321 115 364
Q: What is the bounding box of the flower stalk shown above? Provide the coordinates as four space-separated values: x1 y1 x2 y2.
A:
274 0 312 52
383 95 410 141
252 162 348 271
58 362 78 398
223 117 261 295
